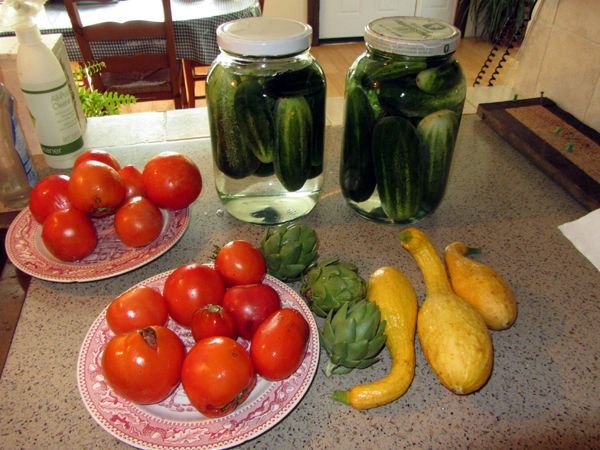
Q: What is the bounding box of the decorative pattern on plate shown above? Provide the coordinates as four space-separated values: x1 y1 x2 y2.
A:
5 207 189 283
77 272 320 450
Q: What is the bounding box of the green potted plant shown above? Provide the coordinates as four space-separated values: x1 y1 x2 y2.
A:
73 61 137 117
457 0 537 45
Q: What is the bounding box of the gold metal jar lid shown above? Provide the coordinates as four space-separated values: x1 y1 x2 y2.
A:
365 16 461 57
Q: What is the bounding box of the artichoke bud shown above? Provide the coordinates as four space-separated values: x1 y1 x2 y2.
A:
320 299 387 376
346 339 370 361
280 241 302 262
301 258 368 318
260 223 318 281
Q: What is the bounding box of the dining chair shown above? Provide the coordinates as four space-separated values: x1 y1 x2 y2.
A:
64 0 188 109
182 0 265 106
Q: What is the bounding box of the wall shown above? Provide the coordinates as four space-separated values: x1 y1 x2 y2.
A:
512 0 600 131
262 0 307 23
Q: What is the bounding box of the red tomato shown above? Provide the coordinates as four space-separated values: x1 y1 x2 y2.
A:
222 283 281 340
106 286 169 334
118 165 146 200
41 208 97 261
181 336 256 417
250 308 310 381
142 152 202 210
102 326 185 404
74 149 121 171
214 240 266 286
114 196 164 247
163 263 226 327
191 304 237 341
68 160 126 217
28 174 71 224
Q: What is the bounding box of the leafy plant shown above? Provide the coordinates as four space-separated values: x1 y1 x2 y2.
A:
458 0 537 45
73 61 137 117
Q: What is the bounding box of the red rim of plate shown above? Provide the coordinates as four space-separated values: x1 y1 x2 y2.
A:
4 207 189 283
77 271 320 449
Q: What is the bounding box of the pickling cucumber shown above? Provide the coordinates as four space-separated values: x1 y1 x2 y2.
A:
372 116 423 221
376 80 466 118
340 83 377 202
264 63 326 97
416 109 459 208
273 96 313 191
361 59 428 86
416 60 464 94
206 65 260 178
233 79 275 163
254 162 275 177
348 53 427 87
307 86 326 170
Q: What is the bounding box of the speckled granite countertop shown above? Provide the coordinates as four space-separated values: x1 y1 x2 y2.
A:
0 113 598 449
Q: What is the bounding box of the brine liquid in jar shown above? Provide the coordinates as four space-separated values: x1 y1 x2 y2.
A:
207 17 326 225
340 16 466 224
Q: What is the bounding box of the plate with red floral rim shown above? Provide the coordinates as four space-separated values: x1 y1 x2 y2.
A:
5 207 189 282
77 270 320 449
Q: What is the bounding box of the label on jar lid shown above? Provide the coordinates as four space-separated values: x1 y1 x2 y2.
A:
217 17 312 57
365 16 461 57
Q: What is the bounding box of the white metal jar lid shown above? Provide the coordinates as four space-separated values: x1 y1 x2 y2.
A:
217 17 313 57
365 16 461 57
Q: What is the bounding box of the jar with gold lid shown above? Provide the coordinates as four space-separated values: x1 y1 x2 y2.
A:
340 16 466 223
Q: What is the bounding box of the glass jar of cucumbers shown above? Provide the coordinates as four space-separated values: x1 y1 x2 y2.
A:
206 17 326 225
340 16 466 224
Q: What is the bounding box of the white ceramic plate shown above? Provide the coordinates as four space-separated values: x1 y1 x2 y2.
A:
77 271 320 450
4 207 189 283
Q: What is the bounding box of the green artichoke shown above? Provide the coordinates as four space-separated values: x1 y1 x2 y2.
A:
320 300 387 376
260 222 318 281
301 258 367 318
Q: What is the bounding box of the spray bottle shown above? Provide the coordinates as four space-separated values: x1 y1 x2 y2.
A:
0 83 37 209
0 0 84 170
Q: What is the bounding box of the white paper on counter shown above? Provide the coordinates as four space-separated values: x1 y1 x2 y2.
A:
558 209 600 271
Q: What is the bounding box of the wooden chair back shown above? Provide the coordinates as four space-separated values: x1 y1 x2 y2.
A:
64 0 186 108
183 0 265 106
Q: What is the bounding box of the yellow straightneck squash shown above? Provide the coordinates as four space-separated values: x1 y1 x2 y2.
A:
399 227 493 395
332 266 418 409
445 241 517 331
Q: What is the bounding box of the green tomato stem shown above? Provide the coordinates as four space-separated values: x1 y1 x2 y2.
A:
466 246 481 256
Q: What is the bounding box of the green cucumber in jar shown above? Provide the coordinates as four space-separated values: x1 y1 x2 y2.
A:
264 64 325 97
254 162 275 177
372 116 423 221
416 60 464 94
233 79 275 163
273 96 313 191
361 60 428 86
377 80 466 118
307 86 326 170
416 109 459 208
206 65 260 178
340 83 376 202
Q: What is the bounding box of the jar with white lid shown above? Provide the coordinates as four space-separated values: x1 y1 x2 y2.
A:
206 17 326 225
340 16 466 224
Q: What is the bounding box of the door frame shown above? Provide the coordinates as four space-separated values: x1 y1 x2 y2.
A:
307 0 320 45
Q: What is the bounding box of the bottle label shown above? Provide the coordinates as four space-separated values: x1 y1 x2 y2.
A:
22 81 84 157
6 94 38 186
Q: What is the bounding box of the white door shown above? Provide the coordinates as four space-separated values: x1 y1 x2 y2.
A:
319 0 417 40
415 0 458 23
319 0 457 40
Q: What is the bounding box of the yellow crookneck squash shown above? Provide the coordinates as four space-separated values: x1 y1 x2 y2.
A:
445 241 517 331
333 266 418 409
399 227 493 395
